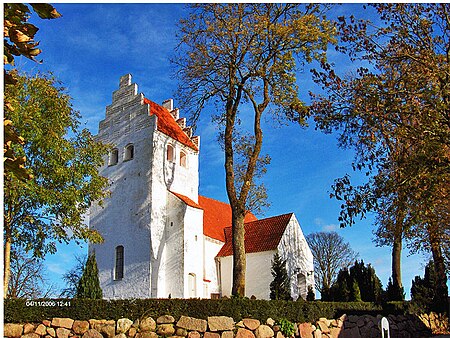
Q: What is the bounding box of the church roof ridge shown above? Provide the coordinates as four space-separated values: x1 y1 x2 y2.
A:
143 98 199 151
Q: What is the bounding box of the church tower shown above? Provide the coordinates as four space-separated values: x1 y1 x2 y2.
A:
90 74 203 299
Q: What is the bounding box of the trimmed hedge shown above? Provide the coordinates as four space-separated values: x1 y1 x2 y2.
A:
4 298 412 324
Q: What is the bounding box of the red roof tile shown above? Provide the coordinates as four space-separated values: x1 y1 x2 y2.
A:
143 98 198 151
198 195 258 242
216 213 293 257
170 191 202 209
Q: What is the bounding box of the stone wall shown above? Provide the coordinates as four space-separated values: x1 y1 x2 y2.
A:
3 313 438 338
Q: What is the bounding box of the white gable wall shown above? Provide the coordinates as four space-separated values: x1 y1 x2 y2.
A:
277 214 315 300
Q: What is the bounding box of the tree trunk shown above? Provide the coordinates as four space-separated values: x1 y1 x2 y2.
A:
4 223 12 298
231 211 246 296
391 220 403 298
429 224 449 314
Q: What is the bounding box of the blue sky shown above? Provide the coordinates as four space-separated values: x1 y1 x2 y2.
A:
14 3 436 299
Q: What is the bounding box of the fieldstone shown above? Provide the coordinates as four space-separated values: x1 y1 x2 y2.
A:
175 328 188 337
135 332 158 338
35 325 47 336
275 332 284 338
235 328 255 338
24 324 35 334
114 334 127 338
266 319 275 327
21 334 39 338
187 332 201 338
293 323 299 337
73 321 90 335
208 316 235 332
255 325 274 338
313 330 321 338
345 326 361 338
221 331 234 338
100 324 116 338
176 316 207 333
52 319 74 330
140 318 156 332
356 318 365 328
56 328 70 338
157 324 175 336
243 319 260 331
204 333 220 338
298 323 313 338
42 321 51 327
127 328 137 338
236 322 245 328
157 316 175 324
329 327 342 338
272 326 280 333
319 318 330 327
317 321 330 334
82 330 103 338
46 328 56 338
117 319 133 334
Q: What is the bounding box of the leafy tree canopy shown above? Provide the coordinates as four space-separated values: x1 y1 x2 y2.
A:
3 72 109 296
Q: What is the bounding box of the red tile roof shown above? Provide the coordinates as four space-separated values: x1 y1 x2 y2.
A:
216 213 293 257
143 98 198 151
170 191 202 209
198 195 258 242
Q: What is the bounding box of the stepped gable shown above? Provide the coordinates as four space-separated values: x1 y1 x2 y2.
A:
170 191 202 209
198 195 257 242
143 98 198 151
216 213 293 257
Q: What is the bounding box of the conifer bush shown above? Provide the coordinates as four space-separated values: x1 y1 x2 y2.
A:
76 253 102 299
269 253 292 301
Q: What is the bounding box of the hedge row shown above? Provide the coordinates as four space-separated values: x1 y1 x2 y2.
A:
4 298 412 324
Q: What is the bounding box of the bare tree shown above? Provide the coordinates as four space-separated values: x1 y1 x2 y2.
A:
60 254 86 298
306 231 358 298
7 247 55 298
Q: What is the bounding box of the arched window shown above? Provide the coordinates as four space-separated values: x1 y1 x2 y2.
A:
115 245 124 280
167 144 174 162
180 151 187 168
124 144 134 161
109 148 119 166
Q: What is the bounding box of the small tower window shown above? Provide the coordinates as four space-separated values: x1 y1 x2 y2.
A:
109 148 119 166
180 151 187 168
115 245 124 280
124 144 134 161
167 144 175 162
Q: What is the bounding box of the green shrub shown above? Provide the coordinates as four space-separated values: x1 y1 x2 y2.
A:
277 318 295 337
4 298 413 324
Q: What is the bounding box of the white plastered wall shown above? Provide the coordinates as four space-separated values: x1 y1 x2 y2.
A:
218 250 276 299
203 237 224 297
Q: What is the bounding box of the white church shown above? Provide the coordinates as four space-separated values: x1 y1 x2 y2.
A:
89 74 314 300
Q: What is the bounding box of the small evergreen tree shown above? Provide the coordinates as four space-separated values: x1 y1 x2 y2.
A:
76 253 102 299
269 253 292 301
386 277 405 301
411 260 437 312
350 279 362 302
329 260 383 302
306 285 315 301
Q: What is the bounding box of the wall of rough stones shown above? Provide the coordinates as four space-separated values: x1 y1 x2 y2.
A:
4 313 439 338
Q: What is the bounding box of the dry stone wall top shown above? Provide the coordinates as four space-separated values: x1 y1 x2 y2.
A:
3 313 441 338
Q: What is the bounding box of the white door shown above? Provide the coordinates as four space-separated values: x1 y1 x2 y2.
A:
188 273 196 298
